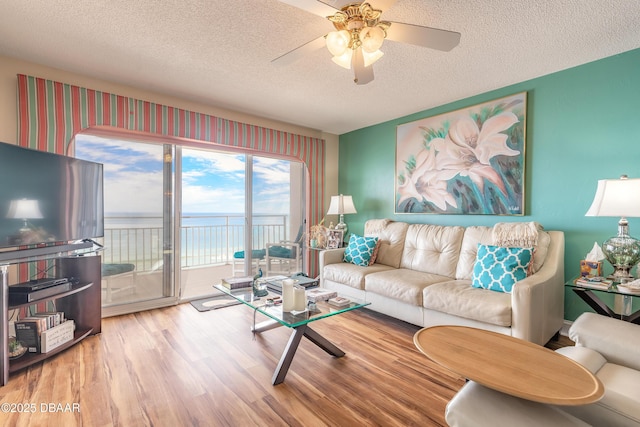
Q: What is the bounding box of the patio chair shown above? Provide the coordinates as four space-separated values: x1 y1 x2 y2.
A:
265 227 304 277
232 248 266 277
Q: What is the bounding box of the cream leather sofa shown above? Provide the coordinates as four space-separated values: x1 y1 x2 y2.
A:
319 219 565 345
445 313 640 426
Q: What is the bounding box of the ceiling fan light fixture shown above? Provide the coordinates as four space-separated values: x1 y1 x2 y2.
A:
332 49 353 69
360 25 385 53
326 30 351 56
362 48 383 67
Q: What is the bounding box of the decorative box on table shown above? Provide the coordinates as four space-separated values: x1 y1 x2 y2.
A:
580 260 602 277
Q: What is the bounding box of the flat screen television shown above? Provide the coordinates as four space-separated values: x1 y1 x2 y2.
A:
0 141 104 249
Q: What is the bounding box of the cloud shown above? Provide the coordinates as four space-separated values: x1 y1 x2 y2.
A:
74 134 296 216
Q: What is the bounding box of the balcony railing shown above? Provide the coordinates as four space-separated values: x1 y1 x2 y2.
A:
101 214 290 271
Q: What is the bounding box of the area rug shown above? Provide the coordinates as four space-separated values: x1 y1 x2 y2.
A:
190 294 242 312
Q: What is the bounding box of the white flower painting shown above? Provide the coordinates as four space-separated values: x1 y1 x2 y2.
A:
396 93 526 215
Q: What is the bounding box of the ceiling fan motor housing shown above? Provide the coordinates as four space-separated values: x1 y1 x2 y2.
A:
328 2 390 51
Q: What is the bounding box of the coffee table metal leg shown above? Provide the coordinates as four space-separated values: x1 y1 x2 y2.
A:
271 325 346 385
272 324 307 385
304 326 345 357
251 318 282 333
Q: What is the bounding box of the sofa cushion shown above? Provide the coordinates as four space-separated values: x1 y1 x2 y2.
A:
471 244 533 293
365 269 450 306
343 234 379 266
590 363 640 424
446 381 590 427
368 240 381 265
561 363 640 426
423 280 512 326
456 226 494 280
531 230 551 273
364 219 409 268
400 224 465 277
323 262 394 290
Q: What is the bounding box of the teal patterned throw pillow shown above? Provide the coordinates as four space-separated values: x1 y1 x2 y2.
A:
343 234 379 267
471 244 533 293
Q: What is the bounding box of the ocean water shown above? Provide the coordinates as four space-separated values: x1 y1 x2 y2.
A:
105 212 285 228
103 213 290 269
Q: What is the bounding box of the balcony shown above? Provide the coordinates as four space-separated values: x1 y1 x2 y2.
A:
101 214 296 303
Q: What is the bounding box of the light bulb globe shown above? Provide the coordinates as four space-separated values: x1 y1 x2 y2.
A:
360 26 385 53
332 49 353 69
326 30 350 56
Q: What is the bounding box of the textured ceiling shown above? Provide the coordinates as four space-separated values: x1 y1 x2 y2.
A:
0 0 639 135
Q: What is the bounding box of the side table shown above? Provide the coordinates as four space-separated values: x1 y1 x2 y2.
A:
566 278 640 324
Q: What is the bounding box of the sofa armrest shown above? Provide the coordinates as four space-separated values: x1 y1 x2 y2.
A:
569 312 640 371
319 248 346 284
319 248 346 268
555 346 607 374
510 231 565 345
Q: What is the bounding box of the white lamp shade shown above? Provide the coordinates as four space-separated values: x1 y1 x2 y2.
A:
7 199 43 219
326 30 351 56
362 49 384 67
360 26 385 53
331 49 353 69
585 177 640 217
327 195 357 215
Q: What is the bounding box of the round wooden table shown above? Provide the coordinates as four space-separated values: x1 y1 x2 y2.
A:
414 325 604 405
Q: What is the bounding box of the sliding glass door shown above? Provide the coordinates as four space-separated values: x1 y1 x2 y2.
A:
179 148 247 299
180 148 306 300
74 133 175 315
75 133 307 308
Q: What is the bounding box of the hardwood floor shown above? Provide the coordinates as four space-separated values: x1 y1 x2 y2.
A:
0 304 569 426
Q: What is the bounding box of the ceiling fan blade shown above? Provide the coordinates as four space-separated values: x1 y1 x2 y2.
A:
352 49 374 85
272 36 326 66
318 0 398 12
277 0 338 17
368 0 399 11
385 22 461 52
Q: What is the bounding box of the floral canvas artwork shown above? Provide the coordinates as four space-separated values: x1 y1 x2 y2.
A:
396 92 526 215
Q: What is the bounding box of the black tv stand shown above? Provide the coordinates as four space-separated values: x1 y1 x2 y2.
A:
0 247 101 386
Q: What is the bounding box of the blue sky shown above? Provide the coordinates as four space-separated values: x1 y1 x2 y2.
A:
75 134 293 215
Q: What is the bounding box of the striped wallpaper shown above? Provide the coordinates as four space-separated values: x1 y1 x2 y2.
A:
16 74 325 275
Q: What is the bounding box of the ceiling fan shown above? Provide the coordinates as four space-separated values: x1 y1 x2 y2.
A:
273 0 461 85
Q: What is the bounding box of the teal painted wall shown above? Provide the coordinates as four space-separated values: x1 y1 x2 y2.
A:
338 47 640 321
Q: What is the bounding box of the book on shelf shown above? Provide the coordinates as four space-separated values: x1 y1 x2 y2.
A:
221 276 253 290
32 311 65 329
574 277 613 290
328 296 351 308
15 319 42 353
14 312 71 354
306 288 338 302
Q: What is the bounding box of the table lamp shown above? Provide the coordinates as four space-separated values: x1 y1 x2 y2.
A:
327 194 357 236
585 175 640 282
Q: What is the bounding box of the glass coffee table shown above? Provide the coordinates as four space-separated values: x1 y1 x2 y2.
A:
566 277 640 323
214 284 370 385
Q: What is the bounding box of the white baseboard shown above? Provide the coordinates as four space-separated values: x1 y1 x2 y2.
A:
560 319 573 337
